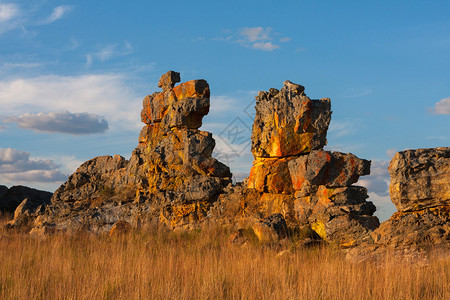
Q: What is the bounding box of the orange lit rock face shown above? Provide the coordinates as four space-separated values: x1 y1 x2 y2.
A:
288 150 370 194
243 80 377 246
248 158 294 194
173 79 210 100
141 75 210 130
158 70 180 90
251 85 331 158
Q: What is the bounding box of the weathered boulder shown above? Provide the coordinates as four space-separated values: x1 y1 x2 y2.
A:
251 81 331 158
350 147 450 259
252 214 288 243
141 75 210 130
158 70 180 90
0 185 52 213
371 206 449 249
294 186 378 246
7 197 50 229
389 147 449 212
288 150 370 193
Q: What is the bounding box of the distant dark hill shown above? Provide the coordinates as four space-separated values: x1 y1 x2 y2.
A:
0 185 52 213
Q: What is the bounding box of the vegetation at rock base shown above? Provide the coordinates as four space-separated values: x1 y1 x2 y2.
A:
0 214 448 300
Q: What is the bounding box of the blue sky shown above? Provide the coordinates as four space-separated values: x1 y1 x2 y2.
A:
0 0 449 221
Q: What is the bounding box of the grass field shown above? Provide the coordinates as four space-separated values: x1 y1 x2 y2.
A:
0 213 449 299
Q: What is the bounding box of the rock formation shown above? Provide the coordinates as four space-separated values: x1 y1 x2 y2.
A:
0 185 52 213
211 81 379 247
10 71 448 257
358 147 449 255
8 71 231 233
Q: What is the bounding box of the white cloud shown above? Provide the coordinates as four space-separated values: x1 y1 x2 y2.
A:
239 27 272 42
280 37 292 43
432 97 450 115
0 3 19 22
386 148 397 158
252 42 279 51
234 27 286 51
357 160 396 221
0 74 141 131
0 148 67 184
5 111 109 134
86 42 133 67
41 5 72 24
358 160 390 197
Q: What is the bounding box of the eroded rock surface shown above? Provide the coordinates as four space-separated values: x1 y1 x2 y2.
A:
349 147 449 259
251 83 331 158
212 81 379 247
389 147 449 211
9 71 231 233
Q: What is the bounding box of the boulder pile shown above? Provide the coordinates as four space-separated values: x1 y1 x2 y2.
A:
212 81 379 247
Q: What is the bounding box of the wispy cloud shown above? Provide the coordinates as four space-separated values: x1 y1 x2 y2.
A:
2 62 42 68
86 42 133 67
41 5 72 24
239 27 272 43
5 111 109 135
213 27 290 51
327 120 356 138
432 97 450 115
252 42 279 51
238 27 281 51
386 148 397 158
0 2 23 34
0 3 72 35
0 3 19 22
340 88 373 99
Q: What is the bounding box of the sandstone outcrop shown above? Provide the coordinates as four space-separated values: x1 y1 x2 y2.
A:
8 71 231 233
388 147 449 211
374 148 449 249
211 81 379 247
349 147 449 259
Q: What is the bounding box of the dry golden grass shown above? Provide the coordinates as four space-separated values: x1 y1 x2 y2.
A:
0 214 449 300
